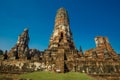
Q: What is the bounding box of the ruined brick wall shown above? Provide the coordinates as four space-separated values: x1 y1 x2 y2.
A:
85 36 118 59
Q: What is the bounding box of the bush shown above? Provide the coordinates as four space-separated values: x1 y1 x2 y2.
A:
0 50 3 55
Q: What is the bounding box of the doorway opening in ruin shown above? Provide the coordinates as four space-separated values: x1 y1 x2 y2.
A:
15 53 19 59
59 32 64 43
64 53 67 60
64 62 69 72
61 32 64 38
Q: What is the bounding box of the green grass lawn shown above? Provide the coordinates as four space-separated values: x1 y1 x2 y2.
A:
18 71 95 80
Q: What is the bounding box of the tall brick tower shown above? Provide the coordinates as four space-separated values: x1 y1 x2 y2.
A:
45 8 78 73
48 8 76 50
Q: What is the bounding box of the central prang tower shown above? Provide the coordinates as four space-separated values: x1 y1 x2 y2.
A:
48 8 76 50
44 8 79 73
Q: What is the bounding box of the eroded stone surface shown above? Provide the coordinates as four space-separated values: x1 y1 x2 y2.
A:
84 36 119 60
9 28 29 59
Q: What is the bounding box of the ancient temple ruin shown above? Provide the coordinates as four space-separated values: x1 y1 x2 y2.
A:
0 7 120 79
8 28 30 59
44 8 79 72
85 36 118 60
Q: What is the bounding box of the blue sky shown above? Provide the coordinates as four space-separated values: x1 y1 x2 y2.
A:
0 0 120 53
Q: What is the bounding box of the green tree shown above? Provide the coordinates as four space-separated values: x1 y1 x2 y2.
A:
0 50 3 55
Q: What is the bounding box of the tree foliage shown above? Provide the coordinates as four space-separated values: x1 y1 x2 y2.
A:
0 50 3 55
